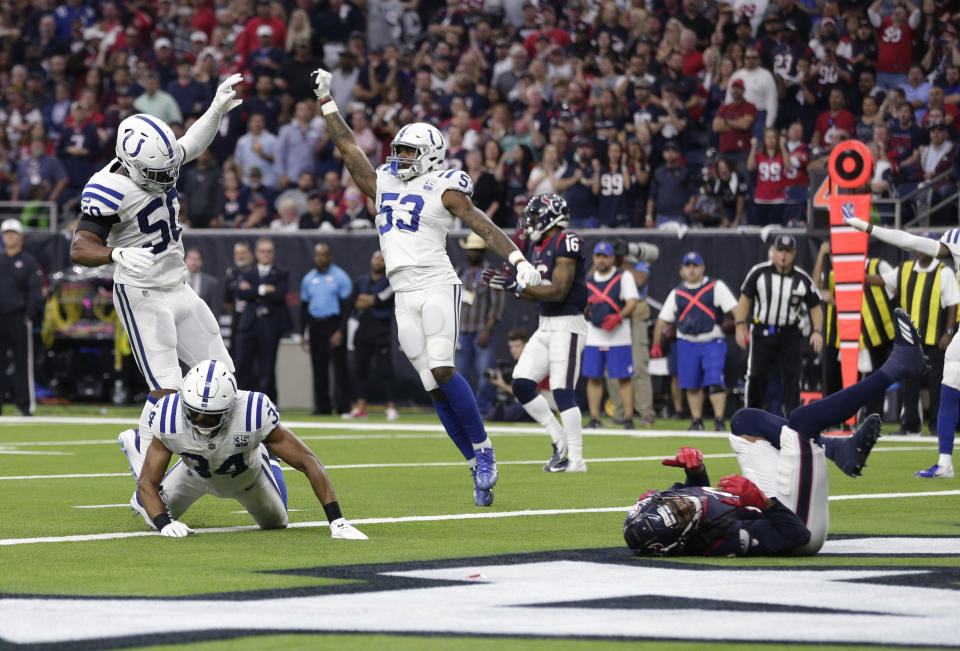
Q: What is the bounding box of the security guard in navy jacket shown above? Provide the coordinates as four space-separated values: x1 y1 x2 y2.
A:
0 219 42 415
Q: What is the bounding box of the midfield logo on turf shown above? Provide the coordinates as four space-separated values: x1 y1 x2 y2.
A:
1 547 958 648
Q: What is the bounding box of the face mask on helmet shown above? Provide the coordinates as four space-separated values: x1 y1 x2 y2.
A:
524 194 570 243
623 491 704 555
180 360 238 441
386 123 445 180
387 143 426 180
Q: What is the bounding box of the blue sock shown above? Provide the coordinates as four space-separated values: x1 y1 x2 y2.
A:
730 408 788 448
434 398 474 460
789 370 892 439
439 372 488 445
937 385 960 456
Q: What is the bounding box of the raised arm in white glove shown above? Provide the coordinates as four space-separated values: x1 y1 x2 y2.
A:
211 73 243 114
844 214 943 257
311 67 332 100
111 247 155 273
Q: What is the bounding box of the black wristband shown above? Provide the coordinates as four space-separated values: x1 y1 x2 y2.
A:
323 500 343 523
152 513 172 530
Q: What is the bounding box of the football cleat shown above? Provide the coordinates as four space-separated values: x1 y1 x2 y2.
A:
542 442 569 471
341 408 368 420
915 463 955 479
474 487 494 507
563 459 588 473
473 447 499 490
834 413 882 478
118 428 143 479
881 308 927 381
129 490 154 530
330 518 369 540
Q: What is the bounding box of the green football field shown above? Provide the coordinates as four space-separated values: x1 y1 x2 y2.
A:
1 407 958 649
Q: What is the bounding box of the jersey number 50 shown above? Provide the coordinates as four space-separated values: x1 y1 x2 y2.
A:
136 194 181 254
377 193 424 235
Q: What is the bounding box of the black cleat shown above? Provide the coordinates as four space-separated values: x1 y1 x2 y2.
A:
689 419 705 431
584 418 603 429
834 413 882 478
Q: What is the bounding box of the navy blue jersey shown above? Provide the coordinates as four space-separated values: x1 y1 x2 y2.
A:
531 230 588 317
665 483 811 556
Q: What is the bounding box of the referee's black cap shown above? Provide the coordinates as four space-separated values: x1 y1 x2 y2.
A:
774 234 796 250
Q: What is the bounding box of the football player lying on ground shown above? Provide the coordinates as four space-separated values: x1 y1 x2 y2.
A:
124 359 367 540
624 308 925 556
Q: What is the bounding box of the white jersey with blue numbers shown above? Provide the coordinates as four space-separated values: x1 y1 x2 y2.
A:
81 159 187 289
940 229 960 274
149 390 280 493
374 166 474 292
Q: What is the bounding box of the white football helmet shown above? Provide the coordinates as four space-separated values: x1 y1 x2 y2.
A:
386 122 446 180
180 360 237 441
115 114 183 194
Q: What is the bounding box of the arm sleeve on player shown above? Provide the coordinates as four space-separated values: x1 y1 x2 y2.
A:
869 223 943 257
738 500 812 556
178 104 223 164
75 213 121 240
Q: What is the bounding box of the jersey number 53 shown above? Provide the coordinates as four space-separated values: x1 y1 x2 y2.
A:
377 192 424 235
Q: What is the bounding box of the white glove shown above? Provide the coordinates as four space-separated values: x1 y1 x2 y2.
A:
515 259 542 288
159 520 193 538
111 247 156 273
330 517 368 540
212 73 243 114
843 215 870 233
311 67 333 100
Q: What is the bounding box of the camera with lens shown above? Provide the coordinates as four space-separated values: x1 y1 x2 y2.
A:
483 360 514 384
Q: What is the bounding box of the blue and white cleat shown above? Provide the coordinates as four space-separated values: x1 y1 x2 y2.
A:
881 308 927 381
542 442 569 472
473 447 499 490
470 467 495 506
129 490 154 530
118 428 143 480
915 463 955 479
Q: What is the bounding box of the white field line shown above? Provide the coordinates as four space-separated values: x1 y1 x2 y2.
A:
6 491 960 547
0 446 940 481
0 450 72 455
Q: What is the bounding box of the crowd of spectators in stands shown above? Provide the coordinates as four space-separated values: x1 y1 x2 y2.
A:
2 0 960 230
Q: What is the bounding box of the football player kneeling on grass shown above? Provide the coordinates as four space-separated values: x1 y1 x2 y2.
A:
129 359 366 540
624 308 926 556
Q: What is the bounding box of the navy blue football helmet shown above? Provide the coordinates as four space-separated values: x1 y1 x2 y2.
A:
623 490 705 556
524 193 569 243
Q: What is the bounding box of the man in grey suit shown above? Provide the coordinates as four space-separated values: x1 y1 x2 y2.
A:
185 248 221 319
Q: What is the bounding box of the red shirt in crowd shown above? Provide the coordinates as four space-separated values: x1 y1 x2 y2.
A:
716 100 758 153
876 16 915 74
814 109 857 148
754 150 787 202
784 142 811 188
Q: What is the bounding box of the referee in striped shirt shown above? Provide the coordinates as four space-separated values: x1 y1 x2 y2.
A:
733 235 823 415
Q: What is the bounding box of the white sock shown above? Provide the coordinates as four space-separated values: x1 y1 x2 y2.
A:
520 394 565 446
472 436 492 450
560 407 583 462
939 453 953 468
138 398 156 432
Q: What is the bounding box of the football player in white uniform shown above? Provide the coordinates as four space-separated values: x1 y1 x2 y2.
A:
845 216 958 478
310 67 542 506
69 75 244 475
126 360 367 540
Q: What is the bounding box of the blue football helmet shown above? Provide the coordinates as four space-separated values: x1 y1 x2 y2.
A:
623 490 705 556
523 193 569 243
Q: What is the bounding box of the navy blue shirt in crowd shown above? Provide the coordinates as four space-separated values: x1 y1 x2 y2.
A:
596 165 630 227
530 230 587 318
649 163 697 218
564 164 595 223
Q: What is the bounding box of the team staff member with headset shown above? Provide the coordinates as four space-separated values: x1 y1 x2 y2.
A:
733 235 824 416
865 238 959 435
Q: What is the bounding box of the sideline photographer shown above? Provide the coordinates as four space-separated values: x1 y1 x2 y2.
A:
481 329 538 422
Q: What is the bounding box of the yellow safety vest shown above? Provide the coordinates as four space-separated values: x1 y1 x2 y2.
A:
898 259 945 346
860 257 895 348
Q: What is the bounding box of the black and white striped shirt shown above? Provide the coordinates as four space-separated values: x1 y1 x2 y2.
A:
740 261 821 328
